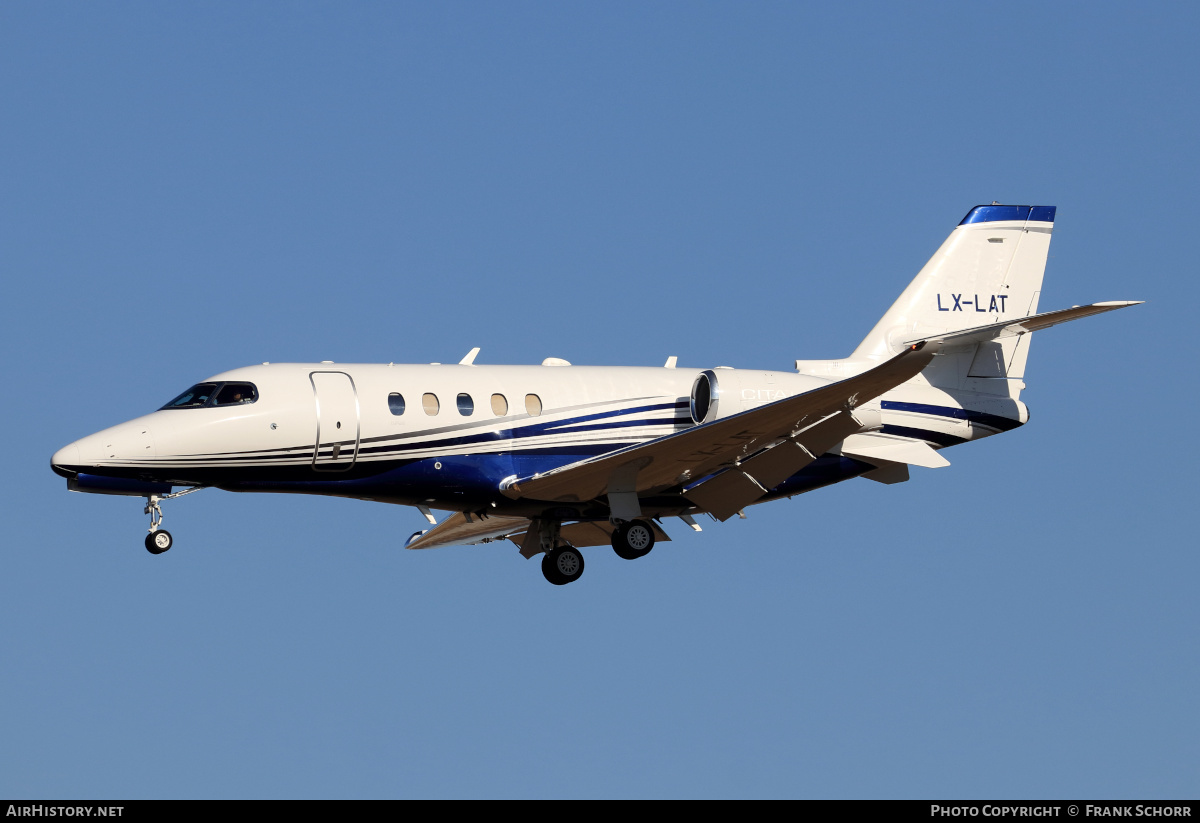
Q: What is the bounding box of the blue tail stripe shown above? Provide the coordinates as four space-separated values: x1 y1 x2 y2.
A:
959 205 1055 225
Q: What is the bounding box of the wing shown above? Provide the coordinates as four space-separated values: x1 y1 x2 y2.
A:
406 511 531 550
500 342 939 514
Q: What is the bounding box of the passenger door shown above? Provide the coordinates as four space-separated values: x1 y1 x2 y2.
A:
311 371 360 471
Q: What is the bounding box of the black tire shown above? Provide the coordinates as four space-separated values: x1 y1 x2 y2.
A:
611 520 655 560
541 552 564 585
542 546 584 585
145 530 173 554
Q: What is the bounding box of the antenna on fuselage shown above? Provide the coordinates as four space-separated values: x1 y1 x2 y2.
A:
459 347 481 366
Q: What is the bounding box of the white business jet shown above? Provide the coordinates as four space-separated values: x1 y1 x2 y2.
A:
51 205 1139 585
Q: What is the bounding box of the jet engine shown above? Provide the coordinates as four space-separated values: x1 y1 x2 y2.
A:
691 368 827 425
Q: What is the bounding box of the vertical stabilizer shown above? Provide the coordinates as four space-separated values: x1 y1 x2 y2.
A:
851 205 1054 391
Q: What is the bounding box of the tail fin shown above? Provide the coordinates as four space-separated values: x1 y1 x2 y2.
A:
852 205 1055 391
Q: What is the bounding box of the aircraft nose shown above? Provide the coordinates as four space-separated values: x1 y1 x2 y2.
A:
51 442 81 478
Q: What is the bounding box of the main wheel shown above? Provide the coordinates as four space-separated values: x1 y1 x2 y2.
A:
542 546 585 585
145 530 173 554
611 520 655 560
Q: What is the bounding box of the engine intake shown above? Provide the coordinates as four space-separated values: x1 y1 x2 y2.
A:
690 370 719 424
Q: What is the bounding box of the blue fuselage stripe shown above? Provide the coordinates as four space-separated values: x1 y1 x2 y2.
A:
880 400 1021 432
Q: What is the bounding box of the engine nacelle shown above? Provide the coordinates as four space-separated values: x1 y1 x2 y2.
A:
691 368 830 424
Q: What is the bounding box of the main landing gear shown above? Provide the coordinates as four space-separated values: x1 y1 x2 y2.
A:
541 545 585 586
529 520 586 586
611 519 655 560
532 518 657 585
141 487 203 555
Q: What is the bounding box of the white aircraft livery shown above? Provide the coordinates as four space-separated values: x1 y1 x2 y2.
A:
52 205 1140 585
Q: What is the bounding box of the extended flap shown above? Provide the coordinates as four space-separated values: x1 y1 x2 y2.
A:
684 470 767 522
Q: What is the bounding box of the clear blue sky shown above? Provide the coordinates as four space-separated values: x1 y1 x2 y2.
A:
2 2 1196 799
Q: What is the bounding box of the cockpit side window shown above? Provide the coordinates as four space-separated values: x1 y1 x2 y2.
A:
161 383 219 409
160 382 258 409
212 382 258 406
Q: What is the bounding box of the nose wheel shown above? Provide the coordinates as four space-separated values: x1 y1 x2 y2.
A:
145 529 173 554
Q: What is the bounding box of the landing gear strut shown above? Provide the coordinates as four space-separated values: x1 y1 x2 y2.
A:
611 519 655 560
142 487 203 555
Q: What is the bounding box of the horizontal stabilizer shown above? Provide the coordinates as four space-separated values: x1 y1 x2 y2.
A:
840 433 950 468
406 511 531 550
904 301 1142 348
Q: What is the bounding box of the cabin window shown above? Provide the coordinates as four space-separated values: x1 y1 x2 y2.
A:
457 393 474 416
525 394 542 416
212 382 258 406
422 393 440 415
491 394 508 416
388 393 406 415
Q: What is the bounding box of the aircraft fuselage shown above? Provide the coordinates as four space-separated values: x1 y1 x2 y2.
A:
51 361 1021 520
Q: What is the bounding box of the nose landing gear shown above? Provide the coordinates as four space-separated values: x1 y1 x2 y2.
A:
141 487 203 555
144 495 172 554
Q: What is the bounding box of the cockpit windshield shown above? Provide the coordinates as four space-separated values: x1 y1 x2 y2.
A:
160 382 258 410
161 383 219 409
